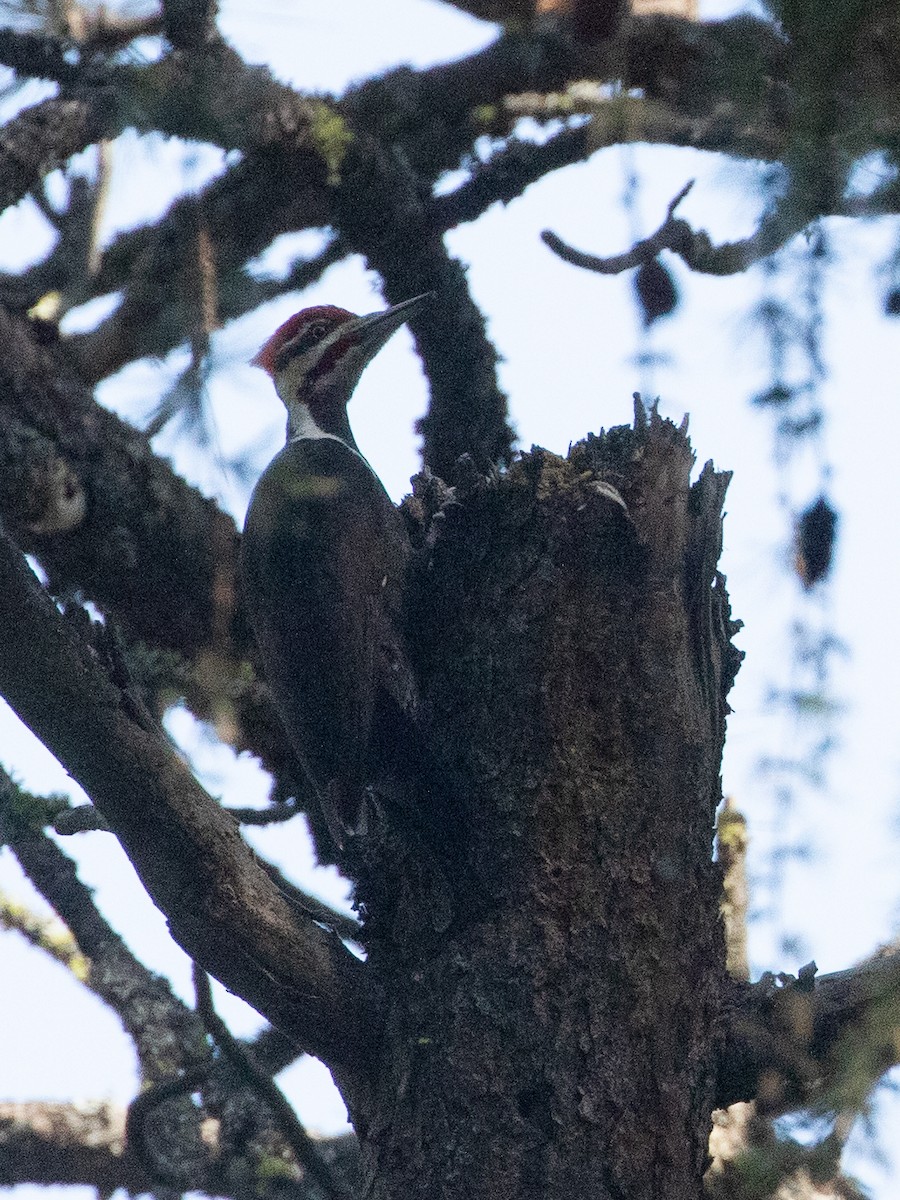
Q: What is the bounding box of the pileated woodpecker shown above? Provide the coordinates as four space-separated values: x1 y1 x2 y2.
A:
242 296 428 846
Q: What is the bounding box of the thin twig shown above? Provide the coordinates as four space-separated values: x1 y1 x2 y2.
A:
192 964 356 1200
543 179 810 277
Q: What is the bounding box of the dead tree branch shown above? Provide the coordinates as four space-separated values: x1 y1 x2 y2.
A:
0 95 115 212
543 179 811 277
716 797 749 983
0 528 373 1078
720 950 900 1111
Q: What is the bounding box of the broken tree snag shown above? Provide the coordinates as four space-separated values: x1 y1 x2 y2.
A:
356 407 742 1200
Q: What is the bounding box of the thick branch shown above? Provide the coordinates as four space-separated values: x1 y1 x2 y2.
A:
0 528 371 1073
4 17 798 381
719 950 900 1110
504 90 784 161
0 30 326 154
0 28 82 85
0 306 237 657
360 416 737 1197
0 1102 152 1191
0 1101 361 1196
0 95 115 212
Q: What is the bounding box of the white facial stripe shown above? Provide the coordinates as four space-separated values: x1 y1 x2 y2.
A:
273 320 363 405
299 319 360 384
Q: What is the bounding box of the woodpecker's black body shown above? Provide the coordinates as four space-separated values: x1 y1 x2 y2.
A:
243 436 416 838
242 297 426 844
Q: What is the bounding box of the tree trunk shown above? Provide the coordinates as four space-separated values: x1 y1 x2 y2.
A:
350 407 742 1199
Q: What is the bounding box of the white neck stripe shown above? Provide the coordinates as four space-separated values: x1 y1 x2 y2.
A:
289 431 377 476
287 422 374 474
286 402 333 442
289 429 357 452
283 400 376 473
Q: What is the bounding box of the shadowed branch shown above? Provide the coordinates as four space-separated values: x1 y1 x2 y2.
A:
0 527 373 1076
720 950 900 1111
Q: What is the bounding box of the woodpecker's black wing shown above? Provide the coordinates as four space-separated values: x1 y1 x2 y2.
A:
241 437 416 843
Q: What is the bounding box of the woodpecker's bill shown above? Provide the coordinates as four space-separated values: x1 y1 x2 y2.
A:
242 297 427 846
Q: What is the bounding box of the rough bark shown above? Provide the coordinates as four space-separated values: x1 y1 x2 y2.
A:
4 370 900 1193
349 408 741 1199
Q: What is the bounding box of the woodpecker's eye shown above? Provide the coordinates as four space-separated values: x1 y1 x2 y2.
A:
275 321 333 370
294 322 330 353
